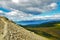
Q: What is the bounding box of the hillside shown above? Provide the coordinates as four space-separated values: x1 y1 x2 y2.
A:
23 20 60 27
0 16 50 40
23 21 60 40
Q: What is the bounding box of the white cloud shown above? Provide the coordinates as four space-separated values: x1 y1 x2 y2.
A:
0 0 60 21
5 10 34 21
33 14 60 20
48 3 57 9
26 3 57 12
12 0 19 3
0 0 59 13
5 10 60 21
27 7 45 12
43 3 58 11
50 3 57 8
0 10 5 16
12 0 29 3
0 10 60 21
0 10 4 13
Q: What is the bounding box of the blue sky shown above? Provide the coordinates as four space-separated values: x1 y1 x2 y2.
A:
0 0 60 25
0 7 11 12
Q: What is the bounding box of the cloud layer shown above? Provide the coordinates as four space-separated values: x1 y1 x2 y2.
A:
0 9 60 21
0 0 58 12
0 0 60 21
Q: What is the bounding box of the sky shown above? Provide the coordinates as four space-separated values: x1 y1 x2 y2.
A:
0 0 60 25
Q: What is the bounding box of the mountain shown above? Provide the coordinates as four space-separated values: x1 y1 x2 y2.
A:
0 16 50 40
15 19 60 25
23 20 60 40
23 20 60 27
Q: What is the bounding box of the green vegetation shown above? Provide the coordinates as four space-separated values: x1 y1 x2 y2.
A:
22 21 60 40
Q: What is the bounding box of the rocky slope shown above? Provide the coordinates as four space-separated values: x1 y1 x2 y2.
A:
0 16 50 40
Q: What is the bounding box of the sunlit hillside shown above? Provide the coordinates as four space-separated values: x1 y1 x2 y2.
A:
0 16 50 40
